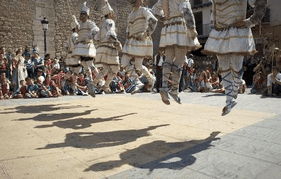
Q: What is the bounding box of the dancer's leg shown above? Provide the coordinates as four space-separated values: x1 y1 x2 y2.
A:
135 57 155 91
103 65 119 93
230 55 244 99
81 60 96 97
69 66 80 94
169 47 189 104
217 54 234 116
159 47 175 105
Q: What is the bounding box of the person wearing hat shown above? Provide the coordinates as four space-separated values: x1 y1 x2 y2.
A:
92 0 122 94
203 0 268 116
72 1 100 98
121 0 158 95
152 0 201 105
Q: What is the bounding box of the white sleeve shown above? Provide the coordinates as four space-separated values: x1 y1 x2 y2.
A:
152 0 164 16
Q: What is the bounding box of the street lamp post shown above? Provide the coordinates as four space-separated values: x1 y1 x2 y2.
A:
41 17 49 55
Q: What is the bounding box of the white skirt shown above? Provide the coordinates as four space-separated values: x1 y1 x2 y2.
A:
95 46 119 65
73 42 96 57
122 37 153 58
204 27 256 55
160 17 201 49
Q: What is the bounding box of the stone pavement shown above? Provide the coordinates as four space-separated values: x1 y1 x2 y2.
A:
0 90 280 179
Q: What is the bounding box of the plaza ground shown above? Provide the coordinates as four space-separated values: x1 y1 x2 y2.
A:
0 90 280 179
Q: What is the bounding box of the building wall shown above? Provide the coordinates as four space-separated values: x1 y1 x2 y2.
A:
0 0 37 54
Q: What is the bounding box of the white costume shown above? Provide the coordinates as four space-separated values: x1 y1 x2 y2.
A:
93 1 122 93
14 54 28 89
71 2 100 97
152 0 200 105
65 15 80 93
121 0 158 94
203 0 268 115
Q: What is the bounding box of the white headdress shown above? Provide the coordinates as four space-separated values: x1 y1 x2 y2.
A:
81 1 90 16
102 1 114 16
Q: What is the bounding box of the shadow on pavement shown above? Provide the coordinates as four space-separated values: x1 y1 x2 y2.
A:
1 104 88 114
84 131 220 172
37 124 169 149
17 109 97 121
34 113 137 129
202 93 224 98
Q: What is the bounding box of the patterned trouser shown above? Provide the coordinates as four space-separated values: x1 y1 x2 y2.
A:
121 55 153 85
162 46 189 94
93 64 119 88
217 54 244 108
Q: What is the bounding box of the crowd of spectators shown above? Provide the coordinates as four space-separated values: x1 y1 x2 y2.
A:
0 45 281 101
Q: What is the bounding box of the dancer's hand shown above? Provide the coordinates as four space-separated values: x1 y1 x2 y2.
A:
234 20 247 28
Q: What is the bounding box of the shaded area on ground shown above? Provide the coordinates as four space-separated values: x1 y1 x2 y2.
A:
1 104 89 114
37 124 170 150
34 113 137 129
85 132 220 172
17 109 96 122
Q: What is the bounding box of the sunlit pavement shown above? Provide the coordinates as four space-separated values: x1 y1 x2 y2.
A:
0 90 280 179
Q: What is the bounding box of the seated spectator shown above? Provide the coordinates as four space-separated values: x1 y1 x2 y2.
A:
263 66 281 97
52 69 65 90
76 73 88 96
44 74 62 97
62 71 74 95
25 77 39 98
210 72 220 89
111 72 125 93
198 66 212 92
12 80 28 99
0 74 11 99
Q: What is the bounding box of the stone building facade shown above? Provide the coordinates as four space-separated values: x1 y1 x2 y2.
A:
0 0 37 54
0 0 164 58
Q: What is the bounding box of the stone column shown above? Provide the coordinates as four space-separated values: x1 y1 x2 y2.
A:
33 0 56 57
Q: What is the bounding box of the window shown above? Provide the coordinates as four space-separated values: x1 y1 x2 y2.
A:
194 0 203 6
194 12 203 35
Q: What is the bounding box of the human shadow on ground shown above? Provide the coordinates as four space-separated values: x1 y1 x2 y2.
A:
37 124 169 149
202 93 224 98
84 131 220 172
1 104 88 114
34 113 137 130
17 109 96 122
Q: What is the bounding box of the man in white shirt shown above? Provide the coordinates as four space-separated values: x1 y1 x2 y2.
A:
265 67 281 96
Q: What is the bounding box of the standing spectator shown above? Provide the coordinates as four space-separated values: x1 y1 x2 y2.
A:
24 51 35 79
154 50 165 92
32 47 44 77
179 61 188 92
11 48 28 91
